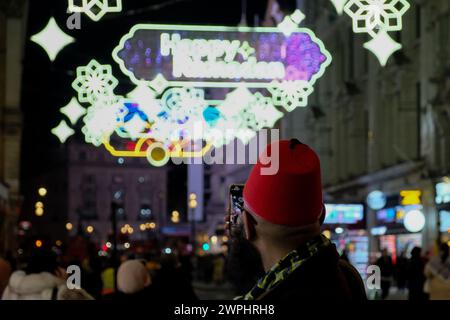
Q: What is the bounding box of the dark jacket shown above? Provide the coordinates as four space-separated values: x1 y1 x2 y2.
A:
260 244 367 301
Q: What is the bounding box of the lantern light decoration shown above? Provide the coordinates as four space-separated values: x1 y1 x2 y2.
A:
30 17 75 62
343 0 411 66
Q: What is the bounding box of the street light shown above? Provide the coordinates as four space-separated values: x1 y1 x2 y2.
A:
171 210 180 223
35 207 44 217
35 240 43 248
35 202 44 217
38 187 47 197
66 222 73 231
188 193 198 253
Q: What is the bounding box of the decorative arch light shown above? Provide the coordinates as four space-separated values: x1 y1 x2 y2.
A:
53 10 333 166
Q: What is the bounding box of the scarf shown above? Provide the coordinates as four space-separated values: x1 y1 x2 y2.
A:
237 234 331 300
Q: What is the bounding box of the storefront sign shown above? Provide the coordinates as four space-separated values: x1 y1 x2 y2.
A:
435 182 450 204
366 190 386 210
400 190 421 206
324 204 364 224
403 209 425 233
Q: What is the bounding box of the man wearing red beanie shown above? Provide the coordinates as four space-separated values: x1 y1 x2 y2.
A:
228 139 366 301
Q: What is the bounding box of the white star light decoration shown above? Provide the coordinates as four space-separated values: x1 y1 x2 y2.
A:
330 0 349 15
343 0 411 66
52 120 75 143
277 9 306 36
68 0 123 22
60 97 86 125
30 17 75 62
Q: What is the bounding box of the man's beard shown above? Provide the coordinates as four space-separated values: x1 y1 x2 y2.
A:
226 224 265 296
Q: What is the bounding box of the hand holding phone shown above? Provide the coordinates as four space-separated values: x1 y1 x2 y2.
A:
228 184 244 231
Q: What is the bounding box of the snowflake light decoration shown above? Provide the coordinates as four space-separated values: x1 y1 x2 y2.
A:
235 93 283 131
344 0 411 66
82 98 122 146
30 17 75 62
72 60 119 104
161 87 205 122
269 81 314 112
68 0 123 22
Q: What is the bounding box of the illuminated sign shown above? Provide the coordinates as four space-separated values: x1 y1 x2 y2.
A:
403 209 425 233
53 15 332 167
113 24 331 90
376 204 421 225
400 190 422 206
366 190 387 210
324 204 364 224
370 226 387 236
439 211 450 233
436 182 450 204
344 0 410 66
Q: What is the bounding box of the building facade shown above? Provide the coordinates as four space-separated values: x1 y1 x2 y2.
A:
197 0 450 260
0 0 26 254
66 141 168 246
281 0 450 259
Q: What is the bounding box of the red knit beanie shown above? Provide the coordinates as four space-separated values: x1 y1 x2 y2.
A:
243 139 323 227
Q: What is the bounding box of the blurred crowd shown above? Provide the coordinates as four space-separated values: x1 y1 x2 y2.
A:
0 240 448 300
0 245 201 301
374 242 450 300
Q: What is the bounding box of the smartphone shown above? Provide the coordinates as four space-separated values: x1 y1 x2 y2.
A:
229 184 244 228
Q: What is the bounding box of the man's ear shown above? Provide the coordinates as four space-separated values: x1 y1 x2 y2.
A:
242 210 256 241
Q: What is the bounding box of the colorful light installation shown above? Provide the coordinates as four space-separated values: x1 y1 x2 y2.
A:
54 12 332 166
68 0 123 22
344 0 410 66
30 17 75 62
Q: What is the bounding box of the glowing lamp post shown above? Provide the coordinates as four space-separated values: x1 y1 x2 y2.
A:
189 193 198 253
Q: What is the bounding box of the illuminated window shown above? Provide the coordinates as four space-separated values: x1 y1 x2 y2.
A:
139 204 153 220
